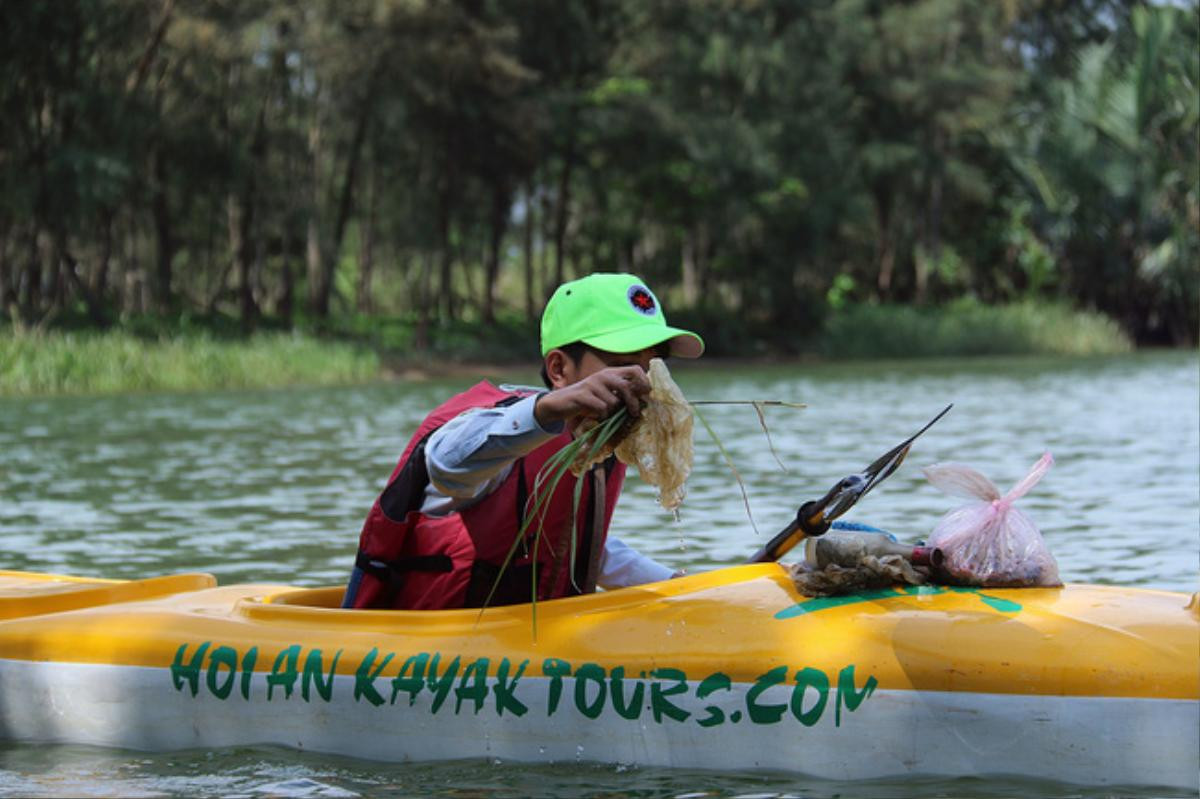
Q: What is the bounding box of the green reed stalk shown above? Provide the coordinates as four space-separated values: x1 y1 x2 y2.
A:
691 404 759 535
477 410 629 635
478 398 800 631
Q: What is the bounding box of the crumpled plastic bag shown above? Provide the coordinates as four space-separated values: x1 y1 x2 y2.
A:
923 452 1061 587
570 358 693 512
614 358 693 512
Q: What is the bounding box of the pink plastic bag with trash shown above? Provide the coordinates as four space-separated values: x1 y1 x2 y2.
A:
923 452 1061 587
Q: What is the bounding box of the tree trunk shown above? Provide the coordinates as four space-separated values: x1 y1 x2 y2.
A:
126 0 175 93
226 194 245 312
463 238 481 318
916 128 945 306
915 170 941 305
356 165 378 314
226 177 261 328
309 66 379 319
552 118 577 289
237 199 258 333
234 100 267 331
279 226 302 328
415 251 434 352
92 208 114 300
278 259 294 327
238 214 257 329
522 180 536 322
873 185 896 299
206 199 234 313
619 233 634 273
538 187 553 303
437 181 456 322
151 143 175 312
251 201 268 310
45 235 65 313
483 182 510 324
20 224 41 324
681 225 701 306
57 240 106 325
0 221 11 313
121 212 142 316
305 112 329 318
697 224 712 299
306 212 325 310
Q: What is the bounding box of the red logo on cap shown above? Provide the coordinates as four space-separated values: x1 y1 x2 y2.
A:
628 285 657 315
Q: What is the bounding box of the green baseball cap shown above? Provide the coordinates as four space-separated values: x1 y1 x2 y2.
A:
540 273 704 358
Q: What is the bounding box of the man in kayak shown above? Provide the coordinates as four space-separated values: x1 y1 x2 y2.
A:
343 272 704 610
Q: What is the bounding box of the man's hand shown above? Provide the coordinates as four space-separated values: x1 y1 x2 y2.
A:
534 366 651 429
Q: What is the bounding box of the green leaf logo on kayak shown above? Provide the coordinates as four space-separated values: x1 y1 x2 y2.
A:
774 585 1023 620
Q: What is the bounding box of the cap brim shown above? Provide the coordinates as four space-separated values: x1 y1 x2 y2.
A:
582 325 705 359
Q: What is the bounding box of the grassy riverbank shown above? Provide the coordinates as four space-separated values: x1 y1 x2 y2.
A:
0 301 1134 397
0 331 380 396
818 300 1133 359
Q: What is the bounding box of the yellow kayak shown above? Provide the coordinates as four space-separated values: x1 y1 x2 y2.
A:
0 565 1196 790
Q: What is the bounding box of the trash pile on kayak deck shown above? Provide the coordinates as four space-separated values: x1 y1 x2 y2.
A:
791 453 1061 597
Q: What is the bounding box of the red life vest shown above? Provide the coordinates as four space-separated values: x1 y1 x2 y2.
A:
349 381 626 610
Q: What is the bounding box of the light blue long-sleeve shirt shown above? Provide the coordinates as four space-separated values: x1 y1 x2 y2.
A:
423 392 674 588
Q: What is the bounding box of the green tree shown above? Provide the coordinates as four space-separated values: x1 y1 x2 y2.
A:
1018 3 1199 344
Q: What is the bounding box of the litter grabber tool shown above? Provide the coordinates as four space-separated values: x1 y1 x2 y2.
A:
748 404 953 563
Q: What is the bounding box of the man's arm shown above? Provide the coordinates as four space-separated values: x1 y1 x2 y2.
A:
425 363 649 508
597 537 676 588
422 394 563 514
424 393 679 585
534 365 650 429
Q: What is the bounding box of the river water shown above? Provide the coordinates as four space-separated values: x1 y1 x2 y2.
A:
1 351 1196 798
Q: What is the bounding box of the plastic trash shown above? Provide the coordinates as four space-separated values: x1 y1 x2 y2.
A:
789 524 943 597
923 452 1061 587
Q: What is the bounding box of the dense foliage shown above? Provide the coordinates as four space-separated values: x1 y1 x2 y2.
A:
1 0 1195 350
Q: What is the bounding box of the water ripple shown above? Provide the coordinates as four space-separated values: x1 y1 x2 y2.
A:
0 353 1196 592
